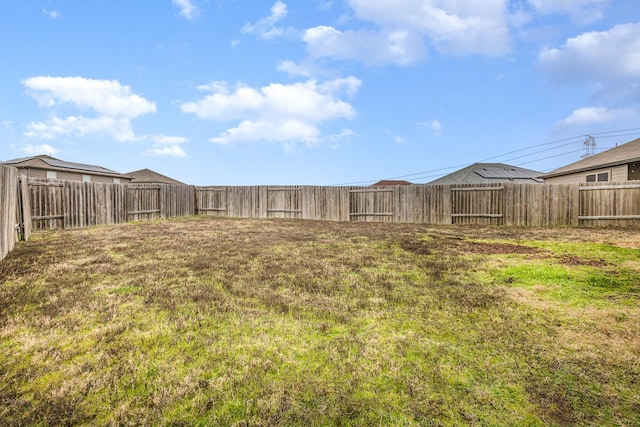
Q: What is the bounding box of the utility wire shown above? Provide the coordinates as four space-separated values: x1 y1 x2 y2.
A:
333 128 640 186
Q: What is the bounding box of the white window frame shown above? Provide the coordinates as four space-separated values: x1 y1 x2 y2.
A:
46 171 57 179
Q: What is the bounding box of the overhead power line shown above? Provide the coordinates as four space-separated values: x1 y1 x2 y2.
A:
333 128 640 186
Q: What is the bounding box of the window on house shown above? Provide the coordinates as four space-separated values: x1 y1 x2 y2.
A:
46 171 57 179
629 162 640 180
82 175 91 182
113 178 121 184
586 173 609 182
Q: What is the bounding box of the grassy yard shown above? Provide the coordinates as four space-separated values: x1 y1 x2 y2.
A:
1 217 639 426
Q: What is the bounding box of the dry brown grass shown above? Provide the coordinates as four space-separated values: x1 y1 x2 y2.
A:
1 217 639 425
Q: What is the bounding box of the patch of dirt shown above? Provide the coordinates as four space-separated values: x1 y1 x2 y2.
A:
458 241 541 255
558 255 609 267
400 236 542 256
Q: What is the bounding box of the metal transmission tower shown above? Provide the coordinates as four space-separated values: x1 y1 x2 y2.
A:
582 135 596 158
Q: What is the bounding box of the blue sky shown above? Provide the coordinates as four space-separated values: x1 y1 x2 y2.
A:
1 0 640 185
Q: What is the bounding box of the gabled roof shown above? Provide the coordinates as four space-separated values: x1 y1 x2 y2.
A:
428 163 543 185
127 168 186 185
3 155 127 178
371 179 412 187
540 138 640 179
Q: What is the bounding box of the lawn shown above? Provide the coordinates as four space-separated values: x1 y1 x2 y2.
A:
1 217 639 426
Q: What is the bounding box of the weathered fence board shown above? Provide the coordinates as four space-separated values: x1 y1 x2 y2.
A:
196 187 228 216
267 186 302 219
0 166 18 261
451 184 504 225
64 181 128 229
579 182 640 227
29 178 64 230
349 186 396 222
17 175 32 240
301 186 350 222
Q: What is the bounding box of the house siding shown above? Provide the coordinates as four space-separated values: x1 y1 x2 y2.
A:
543 164 628 184
17 167 130 183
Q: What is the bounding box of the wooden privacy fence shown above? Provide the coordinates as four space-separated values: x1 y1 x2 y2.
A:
21 179 640 232
0 166 31 262
28 179 195 230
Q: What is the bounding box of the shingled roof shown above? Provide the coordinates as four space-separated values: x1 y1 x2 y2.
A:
540 138 640 179
127 168 186 185
428 163 543 185
370 180 412 187
3 155 127 178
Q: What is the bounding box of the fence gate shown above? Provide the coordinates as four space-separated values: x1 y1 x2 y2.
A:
578 182 640 227
128 185 161 221
349 187 396 222
196 187 228 216
451 184 504 225
267 186 302 219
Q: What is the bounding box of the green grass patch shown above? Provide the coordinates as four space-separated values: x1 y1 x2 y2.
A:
1 218 639 425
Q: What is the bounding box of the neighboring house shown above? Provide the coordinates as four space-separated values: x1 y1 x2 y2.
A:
2 155 131 184
428 163 543 185
539 138 640 184
127 168 187 185
371 180 412 187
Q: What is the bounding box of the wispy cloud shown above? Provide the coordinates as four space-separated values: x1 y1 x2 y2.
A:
172 0 200 21
419 119 443 136
242 1 288 40
20 143 59 156
145 135 188 158
42 9 62 20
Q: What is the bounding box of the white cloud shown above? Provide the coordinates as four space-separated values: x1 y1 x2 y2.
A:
394 136 407 144
419 119 443 136
42 9 62 20
23 76 156 118
346 0 512 57
145 135 188 157
538 23 640 85
181 78 359 147
173 0 200 21
21 76 176 150
277 60 317 78
528 0 610 23
211 119 320 146
554 106 637 131
539 23 640 132
303 26 427 66
20 144 59 156
21 75 186 157
25 115 136 142
242 1 288 40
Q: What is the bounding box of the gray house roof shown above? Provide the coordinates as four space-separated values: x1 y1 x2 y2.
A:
3 155 128 179
127 168 186 185
371 180 412 187
428 163 543 185
540 138 640 179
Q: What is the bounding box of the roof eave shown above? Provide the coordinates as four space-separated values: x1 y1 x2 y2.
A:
540 157 640 179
